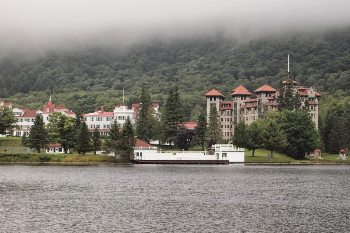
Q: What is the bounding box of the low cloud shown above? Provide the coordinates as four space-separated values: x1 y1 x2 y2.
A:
0 0 349 59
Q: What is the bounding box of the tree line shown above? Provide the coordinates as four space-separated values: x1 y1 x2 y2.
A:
20 113 135 161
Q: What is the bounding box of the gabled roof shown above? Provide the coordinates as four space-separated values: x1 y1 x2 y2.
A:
255 85 276 93
180 122 198 130
17 109 37 118
231 85 252 96
135 139 153 148
205 89 225 98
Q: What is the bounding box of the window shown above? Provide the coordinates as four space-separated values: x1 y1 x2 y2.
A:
222 153 227 158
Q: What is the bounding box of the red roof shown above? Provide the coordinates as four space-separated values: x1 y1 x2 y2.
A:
180 122 198 130
47 143 62 148
255 85 276 93
231 85 252 96
43 101 55 113
299 91 309 96
205 89 225 98
135 139 153 148
18 109 37 118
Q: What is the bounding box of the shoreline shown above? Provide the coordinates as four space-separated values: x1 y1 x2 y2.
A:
0 161 348 166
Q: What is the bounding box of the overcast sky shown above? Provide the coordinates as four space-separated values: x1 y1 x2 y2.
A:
1 0 350 58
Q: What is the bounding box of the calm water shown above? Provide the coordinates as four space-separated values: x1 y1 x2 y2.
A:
0 165 349 233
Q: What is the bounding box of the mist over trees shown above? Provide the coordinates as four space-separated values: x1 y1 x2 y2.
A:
0 27 349 119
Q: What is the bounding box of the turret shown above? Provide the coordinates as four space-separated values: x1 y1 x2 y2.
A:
205 89 225 122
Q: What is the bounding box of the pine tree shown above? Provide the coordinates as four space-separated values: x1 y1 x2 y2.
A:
278 80 301 111
194 111 207 150
136 86 153 142
121 117 136 160
106 121 122 156
206 105 222 147
163 85 183 144
91 128 102 155
27 114 49 153
76 121 91 155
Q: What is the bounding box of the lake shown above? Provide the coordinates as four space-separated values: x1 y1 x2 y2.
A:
0 165 349 232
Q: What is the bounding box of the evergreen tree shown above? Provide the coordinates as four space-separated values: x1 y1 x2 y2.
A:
206 105 222 147
233 122 248 149
91 128 102 155
27 114 49 153
0 107 16 135
106 121 122 156
121 117 136 160
76 121 91 155
278 80 301 111
163 85 183 144
246 121 264 157
321 102 350 153
261 119 287 157
136 86 153 142
280 110 321 159
194 112 207 150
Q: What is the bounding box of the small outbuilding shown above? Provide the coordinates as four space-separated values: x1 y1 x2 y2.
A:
46 143 67 154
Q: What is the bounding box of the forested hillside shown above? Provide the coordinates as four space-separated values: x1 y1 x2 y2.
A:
0 27 349 119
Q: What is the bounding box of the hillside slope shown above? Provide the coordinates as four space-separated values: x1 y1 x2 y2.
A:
0 27 349 118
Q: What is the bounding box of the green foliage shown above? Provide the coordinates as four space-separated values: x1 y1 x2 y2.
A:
105 121 122 156
2 28 350 119
76 121 91 155
206 105 222 147
136 86 153 142
120 117 136 160
261 118 288 157
194 111 207 150
27 114 49 153
233 122 249 148
47 112 75 153
320 96 350 153
0 107 16 135
162 85 183 143
246 121 264 157
278 81 301 111
279 110 321 159
91 128 102 155
174 127 194 151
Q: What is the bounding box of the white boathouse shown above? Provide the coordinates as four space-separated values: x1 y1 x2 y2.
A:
133 144 244 164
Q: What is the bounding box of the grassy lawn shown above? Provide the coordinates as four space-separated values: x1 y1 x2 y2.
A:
245 149 349 164
0 153 123 163
0 137 22 147
245 149 298 163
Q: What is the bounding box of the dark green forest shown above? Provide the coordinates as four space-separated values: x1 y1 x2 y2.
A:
0 27 349 119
